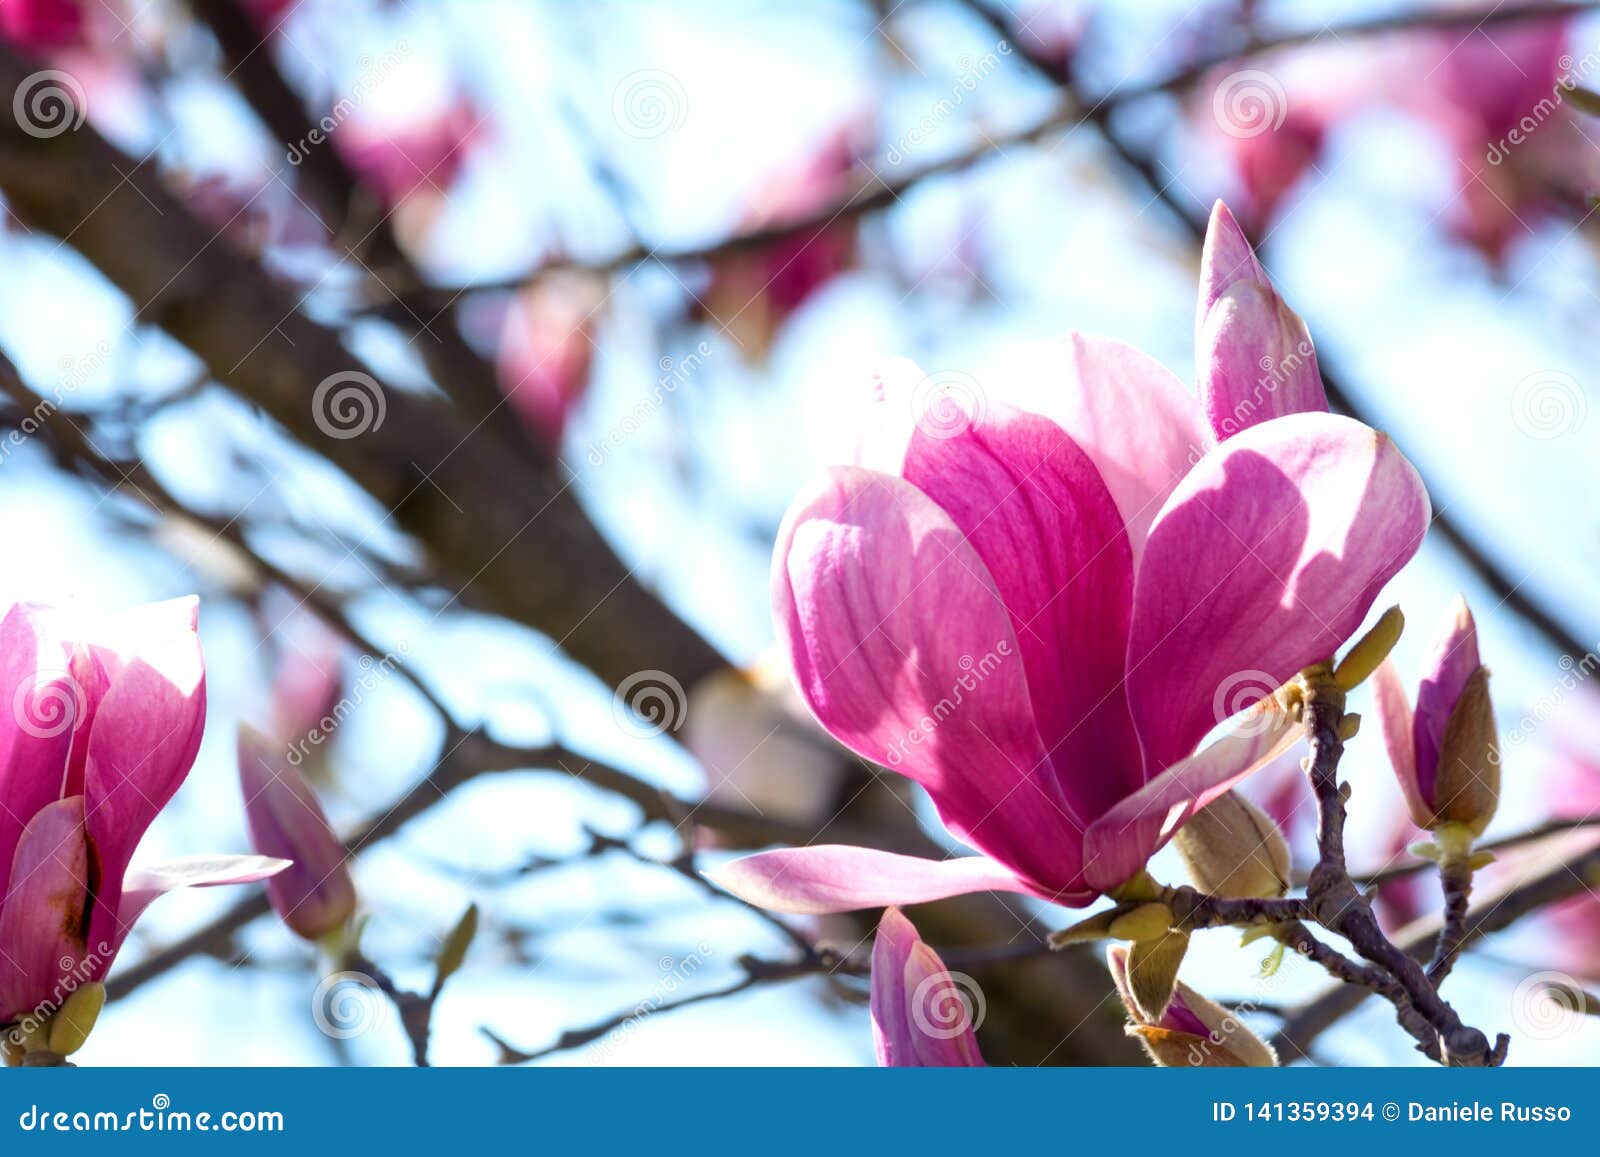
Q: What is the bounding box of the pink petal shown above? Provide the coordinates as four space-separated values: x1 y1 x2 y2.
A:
1128 413 1429 774
1082 697 1301 893
0 603 76 900
112 854 290 953
903 406 1144 819
772 466 1085 891
709 846 1043 915
1372 658 1429 825
1198 201 1269 315
82 616 207 952
1041 335 1213 566
1196 204 1326 439
0 796 90 1021
1412 596 1480 804
902 947 986 1066
870 906 918 1064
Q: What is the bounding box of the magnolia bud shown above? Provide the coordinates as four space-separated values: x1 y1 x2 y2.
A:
238 726 357 941
1173 791 1290 898
1107 946 1276 1068
1373 597 1499 835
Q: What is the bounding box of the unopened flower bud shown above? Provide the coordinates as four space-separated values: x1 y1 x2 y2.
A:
1373 597 1499 835
238 726 357 941
1173 791 1290 899
46 982 104 1057
1107 947 1276 1068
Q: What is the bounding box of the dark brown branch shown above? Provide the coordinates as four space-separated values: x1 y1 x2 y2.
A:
1276 838 1600 1055
0 39 727 695
183 0 536 451
1350 817 1600 887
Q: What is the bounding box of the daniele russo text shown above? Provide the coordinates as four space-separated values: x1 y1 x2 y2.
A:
1409 1102 1570 1123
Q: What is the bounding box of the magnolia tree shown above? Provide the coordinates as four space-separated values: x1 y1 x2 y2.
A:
0 0 1597 1068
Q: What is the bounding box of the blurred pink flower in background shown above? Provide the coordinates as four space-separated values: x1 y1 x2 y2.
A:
0 0 86 50
698 126 864 358
495 273 605 448
1395 15 1575 264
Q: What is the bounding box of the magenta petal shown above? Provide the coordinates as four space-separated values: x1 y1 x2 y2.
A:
1082 698 1300 893
112 854 290 953
0 796 89 1020
773 466 1084 890
709 846 1043 914
1412 596 1480 804
870 906 918 1064
1128 413 1429 773
1198 202 1269 314
1197 204 1327 440
83 628 207 952
1044 335 1212 565
0 603 76 900
903 406 1144 819
1372 658 1428 823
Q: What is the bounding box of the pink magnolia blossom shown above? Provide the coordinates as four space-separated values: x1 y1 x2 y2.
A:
1372 596 1498 835
712 202 1429 914
0 599 285 1025
238 726 355 942
871 907 983 1066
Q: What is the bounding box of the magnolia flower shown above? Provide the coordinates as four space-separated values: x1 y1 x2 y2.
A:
238 726 356 942
1107 946 1275 1067
699 127 861 357
871 907 983 1067
496 274 604 447
712 203 1428 914
1373 597 1499 836
0 599 285 1036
